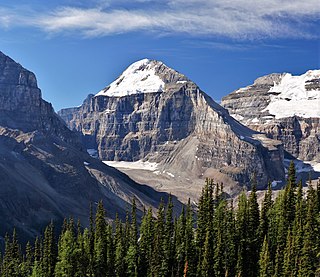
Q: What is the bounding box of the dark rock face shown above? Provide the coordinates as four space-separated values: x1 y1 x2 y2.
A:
0 52 178 242
221 71 320 162
59 60 285 188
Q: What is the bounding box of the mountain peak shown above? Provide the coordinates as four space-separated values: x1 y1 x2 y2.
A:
96 58 189 97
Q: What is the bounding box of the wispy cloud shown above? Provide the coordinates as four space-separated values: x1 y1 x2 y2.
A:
0 0 319 39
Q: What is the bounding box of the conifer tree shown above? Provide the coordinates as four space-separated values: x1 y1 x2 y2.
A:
152 199 165 276
259 183 273 243
126 198 139 277
139 208 154 277
291 181 305 275
93 201 108 277
162 195 174 277
184 199 196 277
247 182 260 277
114 214 126 277
175 206 186 277
42 221 56 277
283 229 294 276
54 221 77 277
224 200 237 277
201 228 214 277
299 185 318 276
236 191 249 277
20 241 33 277
1 230 22 277
259 237 272 277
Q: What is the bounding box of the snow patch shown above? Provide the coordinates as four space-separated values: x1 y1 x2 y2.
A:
166 172 175 178
103 160 158 171
230 114 244 121
84 161 90 166
263 70 320 119
271 180 282 188
96 59 165 97
304 161 320 173
251 117 259 123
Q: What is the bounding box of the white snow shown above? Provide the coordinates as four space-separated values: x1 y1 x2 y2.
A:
230 114 244 121
103 160 158 171
304 161 320 173
84 161 90 166
166 172 175 178
96 59 165 97
263 70 320 119
271 180 282 188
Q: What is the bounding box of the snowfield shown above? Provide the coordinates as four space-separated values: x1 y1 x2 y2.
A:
263 70 320 119
103 160 159 171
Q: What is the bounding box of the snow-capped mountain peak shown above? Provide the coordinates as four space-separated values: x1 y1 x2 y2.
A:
96 59 165 97
96 58 189 97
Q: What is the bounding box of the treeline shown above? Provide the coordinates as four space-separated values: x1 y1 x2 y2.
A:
1 162 320 276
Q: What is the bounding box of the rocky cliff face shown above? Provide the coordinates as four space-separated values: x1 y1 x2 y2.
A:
0 52 178 242
221 70 320 162
59 59 285 189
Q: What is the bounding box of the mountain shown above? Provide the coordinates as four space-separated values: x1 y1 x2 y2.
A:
221 70 320 167
0 52 178 242
59 59 285 199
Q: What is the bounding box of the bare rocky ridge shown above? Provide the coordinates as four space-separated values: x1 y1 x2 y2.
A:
221 70 320 163
0 52 180 242
59 59 285 194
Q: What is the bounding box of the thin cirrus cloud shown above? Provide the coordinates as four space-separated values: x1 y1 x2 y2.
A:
0 0 319 40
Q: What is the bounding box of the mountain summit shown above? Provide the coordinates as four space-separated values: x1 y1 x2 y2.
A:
96 59 189 97
59 59 285 200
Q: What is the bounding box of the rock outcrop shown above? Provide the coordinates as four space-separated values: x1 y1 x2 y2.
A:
0 52 178 242
59 59 285 189
221 70 320 162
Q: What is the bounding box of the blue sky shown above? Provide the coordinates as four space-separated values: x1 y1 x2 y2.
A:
0 0 319 111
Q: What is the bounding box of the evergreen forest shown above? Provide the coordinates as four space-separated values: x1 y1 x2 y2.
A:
1 162 320 276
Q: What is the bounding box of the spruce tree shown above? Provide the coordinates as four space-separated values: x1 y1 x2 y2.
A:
126 198 139 277
236 191 249 277
201 228 214 277
259 237 272 277
42 221 56 277
247 183 260 277
299 185 317 276
93 201 108 277
184 199 196 277
114 214 126 277
139 208 154 277
151 199 165 276
54 223 77 277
